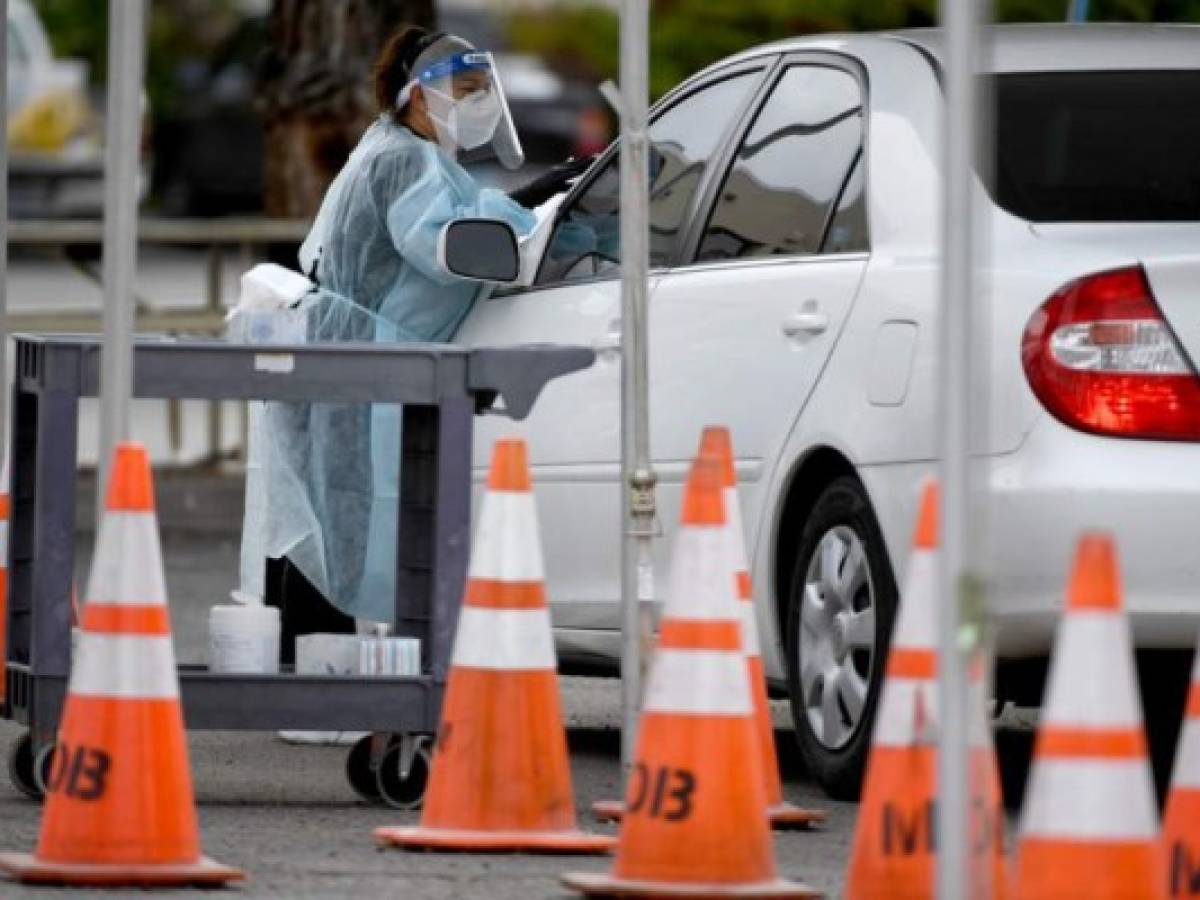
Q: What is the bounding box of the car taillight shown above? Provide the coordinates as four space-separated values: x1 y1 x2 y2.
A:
1022 265 1200 440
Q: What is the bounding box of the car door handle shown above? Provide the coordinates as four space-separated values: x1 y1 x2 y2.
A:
781 310 829 338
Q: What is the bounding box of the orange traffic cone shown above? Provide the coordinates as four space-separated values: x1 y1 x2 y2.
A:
592 428 825 830
968 651 1007 900
704 427 826 830
0 443 243 886
1011 533 1165 899
376 438 613 853
1165 632 1200 898
563 456 819 898
844 480 1005 900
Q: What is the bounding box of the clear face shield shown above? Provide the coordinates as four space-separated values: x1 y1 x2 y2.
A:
402 49 524 170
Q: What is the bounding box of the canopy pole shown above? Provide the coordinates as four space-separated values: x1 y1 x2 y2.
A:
98 0 148 499
618 0 656 770
97 0 148 501
0 0 8 463
937 0 988 897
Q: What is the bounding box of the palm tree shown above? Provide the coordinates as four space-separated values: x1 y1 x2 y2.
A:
259 0 436 218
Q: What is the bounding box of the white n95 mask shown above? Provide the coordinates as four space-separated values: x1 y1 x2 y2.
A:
450 90 503 150
425 86 503 152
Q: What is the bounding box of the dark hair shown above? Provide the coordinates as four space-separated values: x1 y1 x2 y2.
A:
374 26 444 117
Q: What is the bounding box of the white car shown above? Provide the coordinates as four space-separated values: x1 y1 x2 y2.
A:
452 23 1200 798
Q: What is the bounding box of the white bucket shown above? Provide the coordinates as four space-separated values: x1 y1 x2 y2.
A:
208 592 281 674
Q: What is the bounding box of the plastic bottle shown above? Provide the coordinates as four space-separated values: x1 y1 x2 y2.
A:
208 591 281 674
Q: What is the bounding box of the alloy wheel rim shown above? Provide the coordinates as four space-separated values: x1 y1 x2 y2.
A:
798 525 876 751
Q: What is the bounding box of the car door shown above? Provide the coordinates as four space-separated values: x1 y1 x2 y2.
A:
455 63 769 646
648 58 872 597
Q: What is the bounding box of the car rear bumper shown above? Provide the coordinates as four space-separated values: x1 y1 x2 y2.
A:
987 415 1200 658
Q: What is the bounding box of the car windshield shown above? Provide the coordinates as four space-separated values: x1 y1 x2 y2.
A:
992 70 1200 222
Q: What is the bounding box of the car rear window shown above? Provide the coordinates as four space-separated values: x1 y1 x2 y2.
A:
993 70 1200 222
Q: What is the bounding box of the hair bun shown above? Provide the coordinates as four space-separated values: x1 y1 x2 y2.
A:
374 25 441 117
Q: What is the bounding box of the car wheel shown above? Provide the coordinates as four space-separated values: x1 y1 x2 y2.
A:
785 476 897 800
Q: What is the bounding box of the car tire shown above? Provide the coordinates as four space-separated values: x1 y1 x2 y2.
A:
785 476 898 800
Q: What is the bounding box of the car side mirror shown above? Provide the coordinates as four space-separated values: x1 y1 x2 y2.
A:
439 219 521 284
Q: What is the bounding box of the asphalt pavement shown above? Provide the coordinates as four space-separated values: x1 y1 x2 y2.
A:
1 245 867 896
0 533 861 898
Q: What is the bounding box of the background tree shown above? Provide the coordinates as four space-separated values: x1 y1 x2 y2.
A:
258 0 436 218
33 0 241 113
509 0 1200 100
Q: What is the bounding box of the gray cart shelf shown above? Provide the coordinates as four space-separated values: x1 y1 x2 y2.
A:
3 334 592 799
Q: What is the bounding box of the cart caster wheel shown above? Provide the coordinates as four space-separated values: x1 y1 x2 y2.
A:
8 731 51 801
346 735 384 803
33 743 56 796
376 737 432 810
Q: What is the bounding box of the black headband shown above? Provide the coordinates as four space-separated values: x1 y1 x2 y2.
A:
404 30 446 77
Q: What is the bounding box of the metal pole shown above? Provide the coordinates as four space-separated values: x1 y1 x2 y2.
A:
206 245 224 463
1067 0 1090 22
0 0 9 462
98 0 148 497
937 0 987 897
618 0 656 770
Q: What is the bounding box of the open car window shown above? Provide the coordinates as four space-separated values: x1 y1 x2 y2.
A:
536 71 760 287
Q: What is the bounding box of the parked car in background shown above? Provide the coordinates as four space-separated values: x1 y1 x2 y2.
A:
6 0 113 218
8 0 65 113
153 15 267 216
450 24 1200 799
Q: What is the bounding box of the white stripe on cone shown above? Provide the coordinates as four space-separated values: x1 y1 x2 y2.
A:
643 649 753 716
1167 632 1200 788
664 527 742 623
721 486 763 657
85 512 168 607
1042 613 1143 728
69 633 179 699
872 678 937 747
890 549 936 652
1020 759 1158 840
1170 713 1200 788
451 607 556 671
737 601 760 656
723 486 750 574
467 492 545 584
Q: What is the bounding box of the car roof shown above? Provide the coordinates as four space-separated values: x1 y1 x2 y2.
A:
897 23 1200 72
727 23 1200 73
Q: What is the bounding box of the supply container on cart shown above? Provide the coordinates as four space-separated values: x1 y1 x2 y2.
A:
2 334 592 806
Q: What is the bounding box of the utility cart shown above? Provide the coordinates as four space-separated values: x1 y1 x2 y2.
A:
3 334 592 807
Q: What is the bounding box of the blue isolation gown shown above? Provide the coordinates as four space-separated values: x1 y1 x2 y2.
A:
260 119 534 622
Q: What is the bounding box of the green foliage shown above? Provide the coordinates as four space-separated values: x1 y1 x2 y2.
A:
508 0 1200 99
28 0 107 79
31 0 240 112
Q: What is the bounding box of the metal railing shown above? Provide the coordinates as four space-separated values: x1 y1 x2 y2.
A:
7 216 311 463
